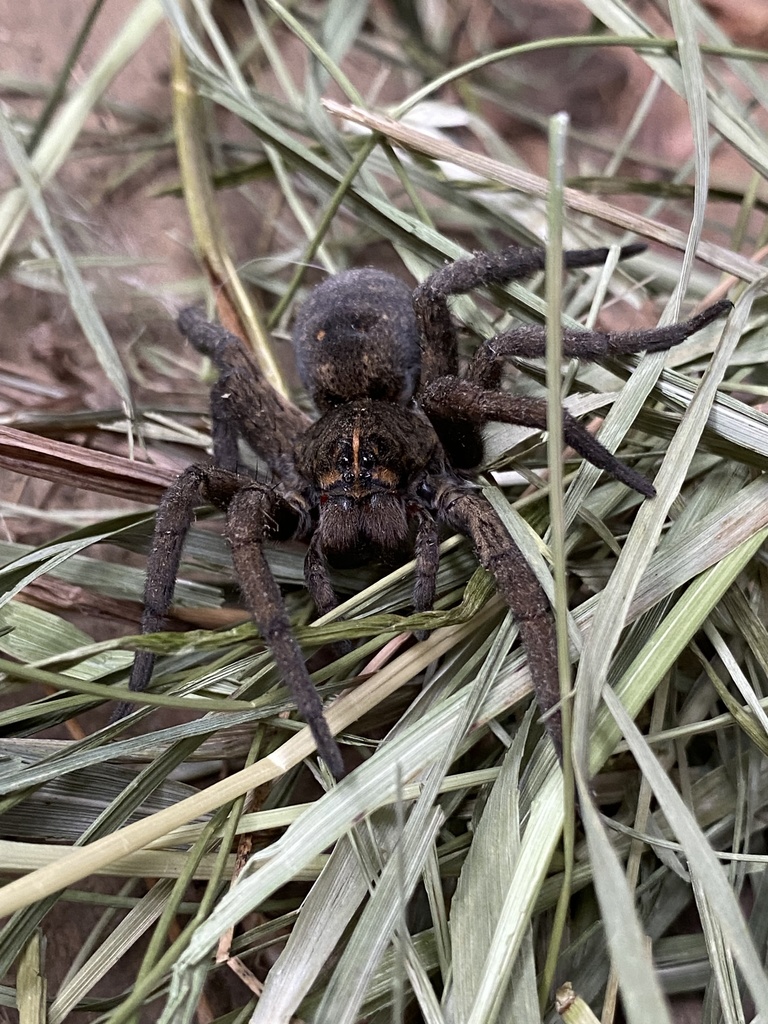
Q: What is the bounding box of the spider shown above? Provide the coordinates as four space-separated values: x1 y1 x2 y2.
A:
123 242 731 779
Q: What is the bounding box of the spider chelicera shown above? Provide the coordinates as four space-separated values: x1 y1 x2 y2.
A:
122 242 731 779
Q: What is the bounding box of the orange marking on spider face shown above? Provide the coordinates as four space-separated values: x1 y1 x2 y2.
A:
317 471 343 489
374 468 398 488
316 329 326 342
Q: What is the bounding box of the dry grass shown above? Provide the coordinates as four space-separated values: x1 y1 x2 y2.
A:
1 1 768 1022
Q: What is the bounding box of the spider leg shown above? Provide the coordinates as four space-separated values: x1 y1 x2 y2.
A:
305 531 338 618
421 379 657 496
469 299 733 388
112 465 243 719
304 530 358 660
178 308 311 485
437 486 561 756
226 488 344 779
116 468 342 776
210 379 242 474
411 505 440 641
414 242 645 384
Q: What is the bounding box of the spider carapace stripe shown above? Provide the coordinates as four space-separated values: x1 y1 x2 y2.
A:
121 242 731 779
351 423 361 476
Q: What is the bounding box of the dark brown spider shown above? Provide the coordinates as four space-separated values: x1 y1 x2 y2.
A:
122 242 731 779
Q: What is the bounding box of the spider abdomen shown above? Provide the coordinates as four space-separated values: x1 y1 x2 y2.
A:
293 269 421 410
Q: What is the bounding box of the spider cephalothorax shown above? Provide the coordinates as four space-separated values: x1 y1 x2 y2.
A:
123 242 731 779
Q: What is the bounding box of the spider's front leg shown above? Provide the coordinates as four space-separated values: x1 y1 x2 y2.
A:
118 466 345 779
437 486 562 757
114 464 243 718
225 488 346 780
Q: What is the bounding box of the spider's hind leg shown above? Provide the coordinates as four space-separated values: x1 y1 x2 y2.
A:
468 299 733 388
414 242 646 385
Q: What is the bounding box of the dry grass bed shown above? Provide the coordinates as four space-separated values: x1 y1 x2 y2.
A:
1 1 768 1022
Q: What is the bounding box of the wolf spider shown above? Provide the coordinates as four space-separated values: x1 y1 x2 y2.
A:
123 242 730 779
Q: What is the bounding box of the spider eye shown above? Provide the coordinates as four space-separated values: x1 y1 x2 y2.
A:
360 453 374 470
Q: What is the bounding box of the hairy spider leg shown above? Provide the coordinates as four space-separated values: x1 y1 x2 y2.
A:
178 307 311 487
411 505 440 641
423 298 733 481
304 530 338 618
413 242 646 384
114 465 242 719
209 379 243 474
468 299 733 387
422 380 658 496
166 310 349 776
121 461 345 778
225 487 345 780
437 486 562 756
